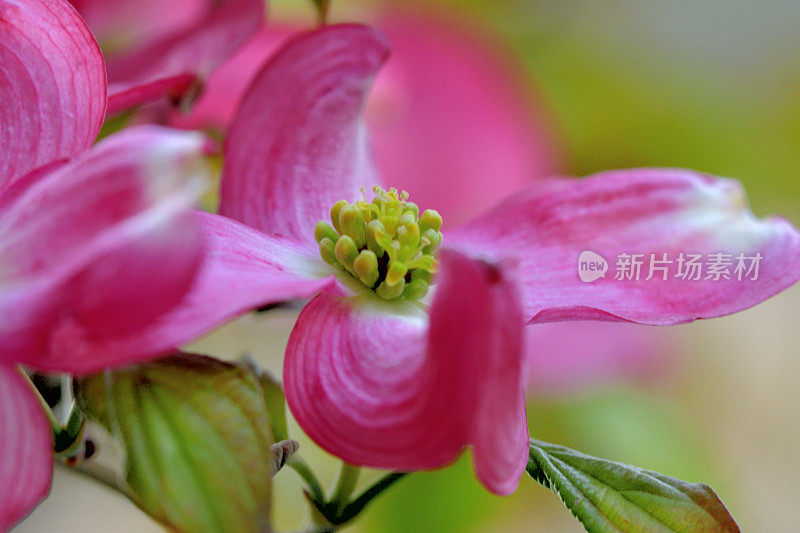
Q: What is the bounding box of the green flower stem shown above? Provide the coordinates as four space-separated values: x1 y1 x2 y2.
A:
312 0 330 25
287 454 326 503
330 462 361 513
304 463 407 529
337 472 407 524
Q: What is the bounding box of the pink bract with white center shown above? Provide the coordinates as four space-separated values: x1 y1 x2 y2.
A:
0 0 212 526
91 24 800 494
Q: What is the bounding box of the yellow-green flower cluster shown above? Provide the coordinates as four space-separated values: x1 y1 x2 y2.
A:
315 187 443 300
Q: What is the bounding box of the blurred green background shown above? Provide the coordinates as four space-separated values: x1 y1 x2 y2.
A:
19 1 800 531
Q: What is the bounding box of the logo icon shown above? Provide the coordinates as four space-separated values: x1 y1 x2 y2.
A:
578 251 608 282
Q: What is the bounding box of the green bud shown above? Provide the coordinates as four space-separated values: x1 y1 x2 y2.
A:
334 235 359 272
319 187 443 302
330 199 348 233
366 219 388 256
361 204 378 223
339 205 366 248
74 354 274 532
421 228 442 255
402 279 429 300
398 222 420 251
398 211 416 227
381 214 399 236
408 254 437 272
385 260 408 286
411 269 432 284
319 238 338 267
353 250 379 288
314 221 339 244
385 202 399 218
419 209 443 234
377 278 406 300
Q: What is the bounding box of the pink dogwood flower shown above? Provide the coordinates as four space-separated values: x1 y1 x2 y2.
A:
0 0 210 527
63 1 671 398
69 0 265 114
176 7 677 394
56 24 800 494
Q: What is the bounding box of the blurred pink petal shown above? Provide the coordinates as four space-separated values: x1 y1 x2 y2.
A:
70 0 209 52
284 251 527 495
368 9 560 224
0 127 209 372
0 0 106 191
171 25 296 131
447 168 800 325
0 364 53 530
107 74 198 116
44 211 336 374
524 322 676 394
220 24 387 241
93 0 265 113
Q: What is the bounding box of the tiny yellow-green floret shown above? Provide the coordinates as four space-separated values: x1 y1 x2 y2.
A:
315 186 443 301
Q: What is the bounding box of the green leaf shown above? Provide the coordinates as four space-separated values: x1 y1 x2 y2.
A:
241 358 289 443
527 439 740 533
75 354 273 533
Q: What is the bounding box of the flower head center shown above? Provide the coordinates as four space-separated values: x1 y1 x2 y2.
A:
315 187 443 300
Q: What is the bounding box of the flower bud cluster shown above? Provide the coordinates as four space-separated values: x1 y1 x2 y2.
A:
315 187 443 300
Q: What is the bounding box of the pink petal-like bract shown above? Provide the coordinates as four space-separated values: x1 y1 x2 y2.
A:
220 24 387 242
0 127 209 372
0 0 106 191
284 250 528 495
0 364 53 530
100 0 265 114
106 75 199 117
170 25 296 131
70 0 209 52
447 168 800 325
368 9 560 225
41 211 335 374
524 321 675 394
177 8 560 225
